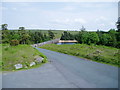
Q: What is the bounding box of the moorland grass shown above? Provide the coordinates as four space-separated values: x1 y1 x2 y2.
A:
2 44 47 71
40 44 120 67
8 30 79 39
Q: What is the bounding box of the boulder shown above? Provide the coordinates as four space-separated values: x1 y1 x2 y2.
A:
35 57 44 63
34 55 40 59
30 62 36 67
14 64 23 69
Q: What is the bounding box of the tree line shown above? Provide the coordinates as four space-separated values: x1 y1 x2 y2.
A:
1 24 120 48
60 28 120 48
1 24 55 46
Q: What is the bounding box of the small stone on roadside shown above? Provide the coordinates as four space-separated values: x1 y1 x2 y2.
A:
14 64 23 69
30 62 36 67
35 57 44 63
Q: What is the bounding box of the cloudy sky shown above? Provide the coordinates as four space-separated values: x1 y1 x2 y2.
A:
1 1 118 31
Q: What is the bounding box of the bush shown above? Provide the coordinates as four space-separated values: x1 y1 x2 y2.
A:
10 40 19 46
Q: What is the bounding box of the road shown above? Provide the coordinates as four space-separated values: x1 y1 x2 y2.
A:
2 47 118 88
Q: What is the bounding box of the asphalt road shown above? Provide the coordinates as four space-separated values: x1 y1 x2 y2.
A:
2 47 118 88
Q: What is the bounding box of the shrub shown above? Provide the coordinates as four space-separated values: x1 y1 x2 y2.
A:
10 40 19 46
74 52 80 56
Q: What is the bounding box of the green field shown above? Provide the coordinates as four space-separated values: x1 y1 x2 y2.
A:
40 44 120 67
2 44 47 71
9 30 79 38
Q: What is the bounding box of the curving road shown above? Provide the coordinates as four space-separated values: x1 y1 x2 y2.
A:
2 47 118 88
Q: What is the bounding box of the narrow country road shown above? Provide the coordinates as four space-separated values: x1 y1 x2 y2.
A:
2 47 118 88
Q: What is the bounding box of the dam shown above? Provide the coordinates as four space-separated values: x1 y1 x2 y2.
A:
32 39 78 47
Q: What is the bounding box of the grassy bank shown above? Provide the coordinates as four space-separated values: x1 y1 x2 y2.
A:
40 44 119 67
2 44 47 71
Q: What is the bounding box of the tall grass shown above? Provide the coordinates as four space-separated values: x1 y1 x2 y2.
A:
40 44 120 67
2 44 47 71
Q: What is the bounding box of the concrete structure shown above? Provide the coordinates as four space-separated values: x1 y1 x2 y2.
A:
59 40 78 43
32 39 78 47
32 38 60 47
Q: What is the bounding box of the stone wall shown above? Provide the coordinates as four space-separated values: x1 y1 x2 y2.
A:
32 38 60 47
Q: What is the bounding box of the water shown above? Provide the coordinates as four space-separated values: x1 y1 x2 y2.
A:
57 42 76 45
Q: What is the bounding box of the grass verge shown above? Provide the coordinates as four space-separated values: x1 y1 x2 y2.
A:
2 44 47 71
40 44 120 67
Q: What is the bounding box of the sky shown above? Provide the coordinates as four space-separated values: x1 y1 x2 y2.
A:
1 1 118 31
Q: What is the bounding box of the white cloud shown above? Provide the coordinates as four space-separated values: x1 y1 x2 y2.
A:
100 23 105 26
2 2 117 31
109 22 115 26
53 18 70 24
95 16 107 22
62 6 75 11
74 18 87 24
30 24 39 28
18 3 30 6
52 18 86 25
12 7 17 10
2 0 119 2
0 6 8 10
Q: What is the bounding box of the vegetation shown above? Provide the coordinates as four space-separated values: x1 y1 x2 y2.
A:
10 40 19 46
2 44 47 71
1 24 55 45
1 29 52 45
1 24 8 30
48 30 55 39
60 28 120 48
40 44 120 67
0 24 61 71
61 31 74 40
1 24 120 69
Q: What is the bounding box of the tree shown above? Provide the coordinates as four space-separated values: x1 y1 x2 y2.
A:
1 25 54 45
11 34 20 40
48 30 55 39
116 31 120 48
18 27 26 37
19 27 25 30
81 31 89 44
116 17 120 32
60 31 74 40
69 33 74 40
75 31 88 44
10 40 19 46
43 33 50 41
60 33 65 40
87 32 99 45
80 26 86 31
108 29 117 47
75 32 82 43
20 33 30 44
2 27 10 43
97 30 103 45
1 24 8 30
101 34 112 46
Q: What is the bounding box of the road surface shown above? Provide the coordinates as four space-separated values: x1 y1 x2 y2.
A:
2 47 118 88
